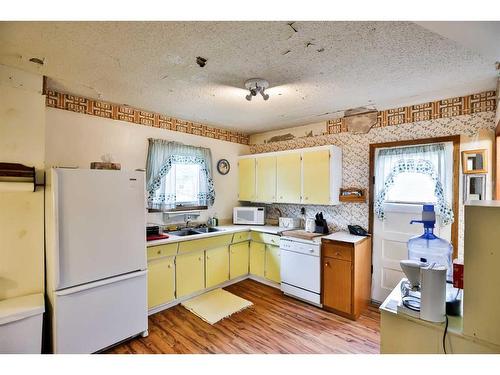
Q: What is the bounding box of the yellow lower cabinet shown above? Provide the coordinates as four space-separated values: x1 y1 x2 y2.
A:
176 251 205 298
265 245 281 283
147 256 175 309
249 241 265 277
230 241 249 279
205 246 230 288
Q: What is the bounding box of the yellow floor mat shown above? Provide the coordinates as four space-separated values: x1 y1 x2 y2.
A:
181 288 253 325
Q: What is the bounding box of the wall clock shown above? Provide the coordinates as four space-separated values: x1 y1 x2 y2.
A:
217 159 230 175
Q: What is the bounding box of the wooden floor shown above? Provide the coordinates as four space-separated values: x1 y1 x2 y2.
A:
106 279 380 354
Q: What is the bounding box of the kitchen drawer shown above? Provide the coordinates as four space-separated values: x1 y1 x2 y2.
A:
250 231 280 246
322 242 353 262
232 231 250 243
147 243 178 260
178 233 233 254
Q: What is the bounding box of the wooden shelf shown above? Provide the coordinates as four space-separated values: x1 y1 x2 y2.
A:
0 162 36 192
339 188 366 203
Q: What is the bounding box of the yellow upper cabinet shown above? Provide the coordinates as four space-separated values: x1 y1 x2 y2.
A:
238 145 341 205
302 149 330 205
276 153 301 204
238 157 256 201
255 156 277 203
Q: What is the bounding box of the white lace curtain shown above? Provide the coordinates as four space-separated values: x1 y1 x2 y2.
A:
146 138 215 210
374 142 454 226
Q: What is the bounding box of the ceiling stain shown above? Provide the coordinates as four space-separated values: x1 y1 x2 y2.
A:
196 56 207 67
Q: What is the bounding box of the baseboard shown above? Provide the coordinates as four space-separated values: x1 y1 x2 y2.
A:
247 275 281 289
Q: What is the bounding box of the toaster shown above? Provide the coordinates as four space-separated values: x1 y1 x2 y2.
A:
278 217 302 229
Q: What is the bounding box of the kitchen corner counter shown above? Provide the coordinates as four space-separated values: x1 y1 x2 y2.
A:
146 224 285 246
321 231 369 244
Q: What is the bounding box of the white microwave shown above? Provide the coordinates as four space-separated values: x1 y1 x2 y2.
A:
233 207 266 225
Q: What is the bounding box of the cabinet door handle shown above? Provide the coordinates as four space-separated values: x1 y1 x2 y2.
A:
167 264 172 268
199 257 203 261
157 250 161 255
325 262 330 267
335 252 341 257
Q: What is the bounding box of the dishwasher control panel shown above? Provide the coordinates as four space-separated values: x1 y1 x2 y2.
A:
279 238 320 257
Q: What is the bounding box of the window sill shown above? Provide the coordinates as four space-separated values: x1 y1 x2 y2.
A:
148 206 208 213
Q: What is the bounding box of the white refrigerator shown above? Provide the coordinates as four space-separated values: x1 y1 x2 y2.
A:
45 168 148 353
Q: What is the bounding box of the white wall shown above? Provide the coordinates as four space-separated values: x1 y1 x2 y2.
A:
0 64 45 299
45 108 250 224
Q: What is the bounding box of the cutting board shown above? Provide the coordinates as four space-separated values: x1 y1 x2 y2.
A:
281 230 324 240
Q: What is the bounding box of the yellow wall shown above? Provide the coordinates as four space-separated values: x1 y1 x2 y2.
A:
0 64 45 299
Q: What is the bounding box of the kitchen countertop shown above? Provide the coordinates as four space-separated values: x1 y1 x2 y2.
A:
146 224 287 246
321 231 369 244
147 225 368 247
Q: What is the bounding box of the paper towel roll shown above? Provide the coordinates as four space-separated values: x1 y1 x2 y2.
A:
0 181 34 192
420 264 447 322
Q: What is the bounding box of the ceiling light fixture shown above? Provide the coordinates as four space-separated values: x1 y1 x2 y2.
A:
245 78 270 101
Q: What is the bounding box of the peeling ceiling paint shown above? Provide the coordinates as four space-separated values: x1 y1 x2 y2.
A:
0 21 496 133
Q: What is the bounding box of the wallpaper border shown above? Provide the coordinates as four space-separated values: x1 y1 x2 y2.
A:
45 89 250 145
326 90 496 134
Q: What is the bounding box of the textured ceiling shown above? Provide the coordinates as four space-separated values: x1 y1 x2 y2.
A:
0 21 497 133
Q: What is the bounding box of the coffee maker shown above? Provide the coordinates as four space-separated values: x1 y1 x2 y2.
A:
398 259 447 323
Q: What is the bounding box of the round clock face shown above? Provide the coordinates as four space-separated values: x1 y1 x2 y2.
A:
217 159 230 175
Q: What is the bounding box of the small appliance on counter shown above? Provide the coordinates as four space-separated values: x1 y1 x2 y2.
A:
305 212 329 234
279 217 301 229
233 206 265 225
314 212 329 234
146 225 169 241
398 260 447 323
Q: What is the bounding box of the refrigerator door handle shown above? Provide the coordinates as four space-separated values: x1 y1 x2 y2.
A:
55 270 148 296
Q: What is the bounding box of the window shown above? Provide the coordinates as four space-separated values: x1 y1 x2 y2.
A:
385 172 437 204
146 139 215 211
169 163 201 205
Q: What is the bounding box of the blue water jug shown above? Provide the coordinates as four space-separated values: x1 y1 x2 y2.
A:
408 204 453 282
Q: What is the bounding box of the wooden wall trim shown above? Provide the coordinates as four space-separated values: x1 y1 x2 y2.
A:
328 91 496 134
45 89 250 145
368 135 461 259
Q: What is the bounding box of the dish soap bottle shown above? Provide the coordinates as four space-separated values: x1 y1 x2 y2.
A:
408 204 453 282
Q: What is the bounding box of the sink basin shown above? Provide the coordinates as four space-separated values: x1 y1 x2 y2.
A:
167 227 224 236
192 227 224 234
167 229 201 236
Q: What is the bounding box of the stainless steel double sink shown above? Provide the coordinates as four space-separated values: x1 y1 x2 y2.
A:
167 227 224 237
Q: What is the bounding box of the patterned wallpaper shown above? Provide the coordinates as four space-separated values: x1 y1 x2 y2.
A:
45 90 250 145
250 111 497 256
326 90 496 134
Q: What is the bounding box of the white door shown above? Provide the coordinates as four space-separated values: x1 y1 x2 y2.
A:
54 169 146 290
372 203 451 303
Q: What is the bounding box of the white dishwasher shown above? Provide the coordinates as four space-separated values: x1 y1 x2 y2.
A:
280 237 322 307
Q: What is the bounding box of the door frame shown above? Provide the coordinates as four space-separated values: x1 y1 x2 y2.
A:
368 135 460 259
